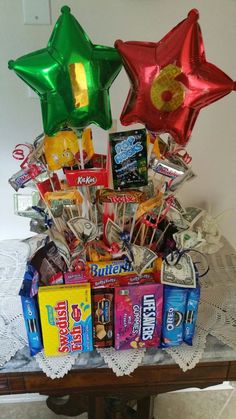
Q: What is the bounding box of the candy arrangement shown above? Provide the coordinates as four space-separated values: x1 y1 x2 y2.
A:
8 7 235 358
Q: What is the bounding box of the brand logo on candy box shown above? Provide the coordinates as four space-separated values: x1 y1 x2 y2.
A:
54 300 82 353
114 135 143 164
141 294 156 340
107 195 136 203
76 175 97 186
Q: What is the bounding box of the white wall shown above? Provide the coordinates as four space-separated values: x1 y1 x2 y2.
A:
0 0 236 248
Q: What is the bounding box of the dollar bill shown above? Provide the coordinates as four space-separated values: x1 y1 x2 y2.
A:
173 230 205 251
129 244 157 276
161 252 196 288
67 217 98 242
183 207 205 227
49 227 70 267
105 218 123 246
170 197 186 214
166 207 189 230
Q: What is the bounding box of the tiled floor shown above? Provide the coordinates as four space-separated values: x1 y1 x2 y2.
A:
0 389 235 418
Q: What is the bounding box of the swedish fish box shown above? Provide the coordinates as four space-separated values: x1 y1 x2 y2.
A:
38 284 93 356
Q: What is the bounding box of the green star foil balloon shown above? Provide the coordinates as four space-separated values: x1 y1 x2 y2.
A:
8 6 122 135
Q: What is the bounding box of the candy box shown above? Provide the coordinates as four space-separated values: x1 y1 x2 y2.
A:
114 284 163 350
87 259 153 278
92 289 114 348
38 283 93 356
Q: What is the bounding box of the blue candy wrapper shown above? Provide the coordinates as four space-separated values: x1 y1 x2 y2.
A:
19 264 42 356
21 296 43 356
161 286 188 348
19 263 39 298
184 286 201 346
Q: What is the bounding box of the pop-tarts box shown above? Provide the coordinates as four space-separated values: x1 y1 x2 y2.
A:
38 283 93 356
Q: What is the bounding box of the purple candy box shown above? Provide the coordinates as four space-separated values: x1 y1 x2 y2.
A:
114 283 163 350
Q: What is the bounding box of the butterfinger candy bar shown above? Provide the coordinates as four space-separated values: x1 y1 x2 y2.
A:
87 259 153 278
151 158 185 179
96 188 145 204
92 289 114 347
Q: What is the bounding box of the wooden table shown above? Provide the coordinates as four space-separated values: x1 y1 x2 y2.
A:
1 337 236 419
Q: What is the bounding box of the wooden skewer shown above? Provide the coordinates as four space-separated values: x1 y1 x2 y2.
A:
141 226 150 246
133 220 143 244
155 222 171 251
149 199 165 247
113 203 118 225
34 181 63 233
122 203 126 231
141 224 148 246
129 203 139 242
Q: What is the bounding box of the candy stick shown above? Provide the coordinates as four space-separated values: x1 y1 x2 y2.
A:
68 204 74 219
94 201 98 227
48 171 55 192
34 182 63 233
155 221 171 251
74 128 90 218
133 219 143 244
77 135 84 170
149 199 165 247
129 203 139 241
122 203 126 231
141 225 150 246
140 223 146 246
147 141 154 165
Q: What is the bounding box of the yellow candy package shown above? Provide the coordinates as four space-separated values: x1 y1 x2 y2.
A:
44 128 94 170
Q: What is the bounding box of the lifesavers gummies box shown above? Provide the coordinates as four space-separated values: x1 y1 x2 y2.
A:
38 283 93 356
114 284 163 350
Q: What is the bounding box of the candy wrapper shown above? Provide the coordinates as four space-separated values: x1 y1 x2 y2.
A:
20 296 43 356
30 241 67 285
110 129 148 189
184 286 201 346
19 265 43 356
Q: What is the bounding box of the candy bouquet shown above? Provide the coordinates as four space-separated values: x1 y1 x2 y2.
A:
8 7 235 359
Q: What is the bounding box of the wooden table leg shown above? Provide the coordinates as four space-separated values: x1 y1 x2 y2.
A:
88 396 106 419
137 396 155 419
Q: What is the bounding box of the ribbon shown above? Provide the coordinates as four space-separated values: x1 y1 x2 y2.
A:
32 206 53 228
164 248 209 278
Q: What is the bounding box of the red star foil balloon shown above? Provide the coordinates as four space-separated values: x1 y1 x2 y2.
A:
115 9 236 146
8 6 122 136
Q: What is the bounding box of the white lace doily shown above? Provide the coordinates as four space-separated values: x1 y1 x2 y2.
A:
97 347 146 377
0 237 236 379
